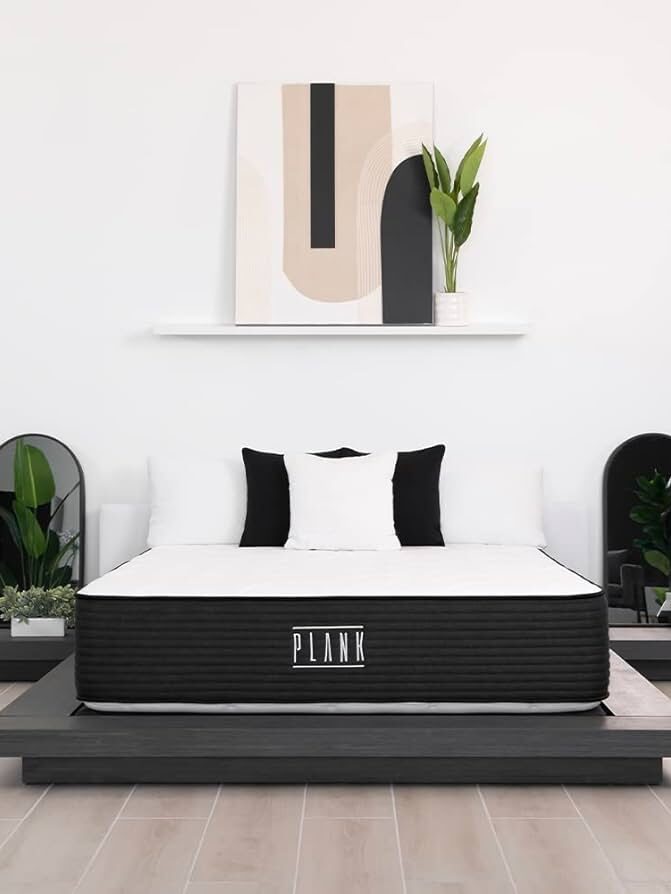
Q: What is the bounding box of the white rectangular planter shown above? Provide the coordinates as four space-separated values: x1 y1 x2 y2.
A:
10 617 66 638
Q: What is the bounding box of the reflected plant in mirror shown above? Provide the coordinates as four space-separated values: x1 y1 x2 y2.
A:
630 469 671 601
603 432 671 624
0 438 80 591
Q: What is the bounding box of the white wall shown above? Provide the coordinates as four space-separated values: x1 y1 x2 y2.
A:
1 0 670 580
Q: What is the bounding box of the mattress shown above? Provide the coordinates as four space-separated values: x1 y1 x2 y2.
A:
76 545 609 713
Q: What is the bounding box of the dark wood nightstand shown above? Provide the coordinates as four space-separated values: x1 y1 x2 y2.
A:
0 628 75 681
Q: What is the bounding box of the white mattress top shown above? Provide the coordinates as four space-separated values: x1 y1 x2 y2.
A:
80 544 601 599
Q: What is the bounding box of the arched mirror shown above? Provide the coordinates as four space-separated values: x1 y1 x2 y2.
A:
0 434 85 607
604 433 671 625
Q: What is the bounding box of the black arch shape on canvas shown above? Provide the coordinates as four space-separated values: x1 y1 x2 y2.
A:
380 154 433 325
602 431 671 590
0 432 87 586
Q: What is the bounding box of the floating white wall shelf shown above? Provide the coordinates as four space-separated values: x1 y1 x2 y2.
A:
153 322 529 337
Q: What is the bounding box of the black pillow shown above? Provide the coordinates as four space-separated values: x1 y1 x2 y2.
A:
393 445 445 546
239 449 288 547
240 445 444 547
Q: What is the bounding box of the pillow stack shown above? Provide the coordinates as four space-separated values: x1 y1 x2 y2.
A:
240 445 445 549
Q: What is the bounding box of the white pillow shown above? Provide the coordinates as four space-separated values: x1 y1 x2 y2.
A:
440 457 545 546
147 456 246 547
284 452 401 551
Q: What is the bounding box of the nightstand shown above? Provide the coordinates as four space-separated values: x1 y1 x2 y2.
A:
0 628 75 681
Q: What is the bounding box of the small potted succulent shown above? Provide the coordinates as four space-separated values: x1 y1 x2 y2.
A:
0 439 79 636
0 585 75 636
422 136 486 325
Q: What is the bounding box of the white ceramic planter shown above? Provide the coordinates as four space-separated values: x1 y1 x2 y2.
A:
435 291 468 326
10 617 66 638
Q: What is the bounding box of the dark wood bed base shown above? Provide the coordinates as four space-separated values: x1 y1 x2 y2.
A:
1 653 671 785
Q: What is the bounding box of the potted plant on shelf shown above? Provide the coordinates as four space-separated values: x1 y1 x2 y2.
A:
0 585 75 636
630 470 671 614
0 439 79 637
422 136 487 325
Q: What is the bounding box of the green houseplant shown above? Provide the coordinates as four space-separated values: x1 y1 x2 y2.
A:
0 439 79 635
630 470 671 605
422 136 486 324
0 585 75 636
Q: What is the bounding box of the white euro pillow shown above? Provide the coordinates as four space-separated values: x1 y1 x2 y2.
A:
147 456 246 547
441 457 545 546
284 451 401 551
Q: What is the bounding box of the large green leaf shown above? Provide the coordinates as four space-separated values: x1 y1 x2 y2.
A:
0 506 22 551
43 529 60 562
36 530 60 588
635 490 662 506
421 144 437 189
454 134 483 195
453 183 480 247
636 474 659 493
12 501 46 559
429 189 456 226
14 441 55 508
458 139 486 196
50 565 73 586
434 147 452 194
44 532 78 576
0 561 17 588
644 549 671 578
631 505 663 524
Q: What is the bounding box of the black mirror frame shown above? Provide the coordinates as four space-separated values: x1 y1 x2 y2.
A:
0 432 86 587
603 431 671 602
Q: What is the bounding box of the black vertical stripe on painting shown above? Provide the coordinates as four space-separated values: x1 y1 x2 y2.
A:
310 83 335 248
381 155 433 324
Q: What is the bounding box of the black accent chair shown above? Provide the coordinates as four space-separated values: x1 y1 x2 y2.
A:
607 549 648 623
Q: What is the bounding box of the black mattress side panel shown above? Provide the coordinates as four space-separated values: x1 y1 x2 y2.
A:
75 593 609 704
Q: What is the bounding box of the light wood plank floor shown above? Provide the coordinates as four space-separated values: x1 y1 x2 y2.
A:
3 681 671 893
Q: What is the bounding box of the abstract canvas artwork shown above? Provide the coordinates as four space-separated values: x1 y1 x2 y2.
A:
235 83 434 325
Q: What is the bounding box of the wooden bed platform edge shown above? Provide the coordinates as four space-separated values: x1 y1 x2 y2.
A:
1 653 670 785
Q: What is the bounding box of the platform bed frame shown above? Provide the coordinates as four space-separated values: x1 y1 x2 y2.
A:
1 652 671 785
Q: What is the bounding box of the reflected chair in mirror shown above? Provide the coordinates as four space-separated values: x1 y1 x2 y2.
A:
606 548 648 623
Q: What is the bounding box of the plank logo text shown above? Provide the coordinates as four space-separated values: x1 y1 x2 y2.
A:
291 625 365 668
